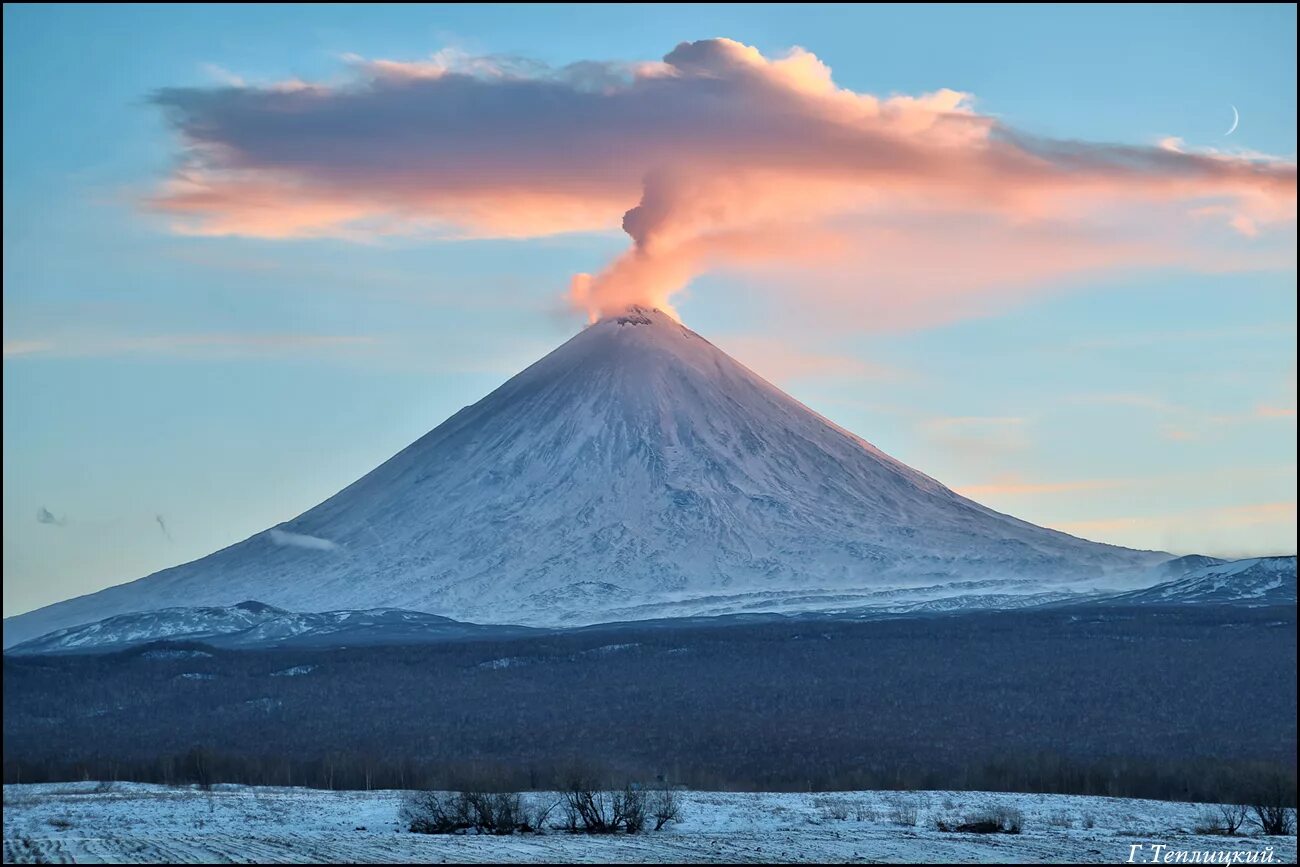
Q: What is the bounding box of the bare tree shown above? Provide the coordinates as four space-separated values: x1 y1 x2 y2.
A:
1218 803 1249 836
561 778 652 834
884 795 918 827
184 747 212 792
1250 802 1295 836
614 787 646 834
401 791 471 834
1245 773 1296 837
649 786 682 831
563 781 614 833
465 791 522 835
522 794 560 834
402 791 530 835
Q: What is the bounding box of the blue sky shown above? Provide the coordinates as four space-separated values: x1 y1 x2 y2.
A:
3 3 1296 617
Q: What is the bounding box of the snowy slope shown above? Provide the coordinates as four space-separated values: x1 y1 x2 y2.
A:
1100 556 1296 606
5 601 537 655
4 306 1170 647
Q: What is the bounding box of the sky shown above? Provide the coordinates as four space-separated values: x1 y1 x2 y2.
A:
3 3 1296 618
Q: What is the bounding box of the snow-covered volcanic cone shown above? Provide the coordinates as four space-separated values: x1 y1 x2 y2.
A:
4 306 1168 646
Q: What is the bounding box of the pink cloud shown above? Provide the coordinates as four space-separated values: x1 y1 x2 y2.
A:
956 474 1128 498
1054 501 1296 535
1048 500 1298 556
148 38 1297 325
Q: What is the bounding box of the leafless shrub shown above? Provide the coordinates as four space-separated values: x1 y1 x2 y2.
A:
559 780 661 834
852 801 876 822
815 797 849 821
1193 810 1225 835
1197 803 1249 836
401 790 530 834
401 791 471 834
184 747 213 792
994 806 1024 834
619 787 648 834
1219 803 1249 835
1047 810 1073 829
562 783 615 833
649 786 682 830
885 796 918 827
1250 802 1295 836
464 791 523 835
557 794 581 833
1249 775 1296 836
522 794 560 834
938 806 1023 834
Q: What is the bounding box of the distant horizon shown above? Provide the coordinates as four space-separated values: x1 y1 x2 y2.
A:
4 4 1296 617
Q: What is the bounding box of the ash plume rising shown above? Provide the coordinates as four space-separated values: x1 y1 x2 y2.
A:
149 38 1294 327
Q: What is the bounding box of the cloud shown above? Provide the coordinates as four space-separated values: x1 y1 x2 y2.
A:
1061 501 1297 532
710 335 903 385
1071 393 1184 412
36 506 65 527
4 340 54 358
1161 427 1199 442
3 333 376 360
1069 390 1299 440
919 415 1031 457
955 464 1295 504
266 528 339 551
147 38 1296 327
1051 501 1297 556
956 474 1128 498
199 63 246 88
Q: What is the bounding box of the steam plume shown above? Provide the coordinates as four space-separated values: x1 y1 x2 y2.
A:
149 38 1296 326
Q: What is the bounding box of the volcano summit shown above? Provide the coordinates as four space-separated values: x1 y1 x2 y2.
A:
4 307 1169 647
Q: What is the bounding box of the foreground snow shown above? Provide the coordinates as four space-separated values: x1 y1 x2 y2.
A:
3 783 1294 864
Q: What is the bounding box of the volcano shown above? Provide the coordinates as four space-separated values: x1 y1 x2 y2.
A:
3 307 1169 647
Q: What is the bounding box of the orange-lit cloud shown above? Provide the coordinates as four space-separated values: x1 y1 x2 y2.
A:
1049 501 1298 556
956 474 1128 498
148 38 1297 324
1054 501 1296 535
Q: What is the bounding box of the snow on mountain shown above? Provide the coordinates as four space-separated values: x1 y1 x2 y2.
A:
7 600 535 655
3 306 1171 648
1099 555 1297 606
1140 554 1227 580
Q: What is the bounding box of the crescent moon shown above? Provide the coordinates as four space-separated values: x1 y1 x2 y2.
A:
1225 105 1239 136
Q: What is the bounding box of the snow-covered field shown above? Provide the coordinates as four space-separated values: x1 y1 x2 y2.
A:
3 783 1294 864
